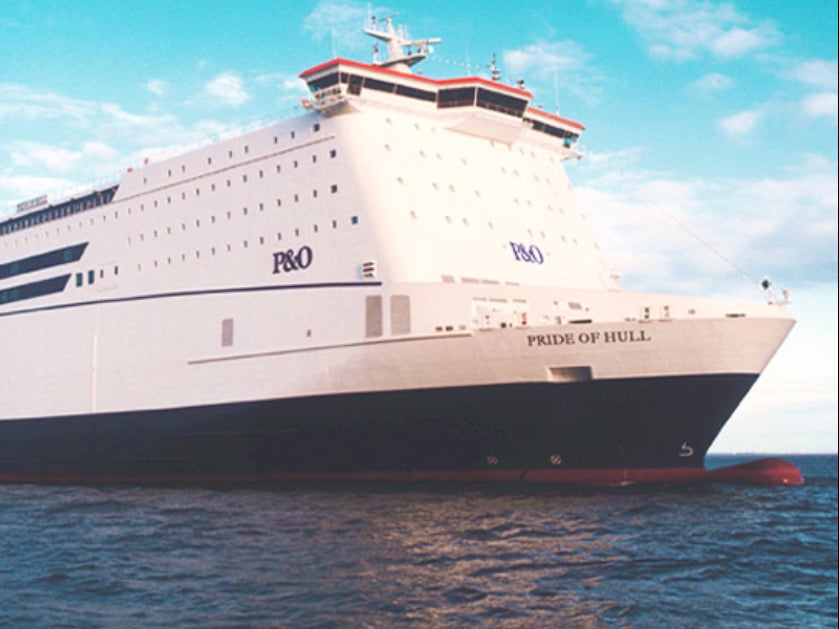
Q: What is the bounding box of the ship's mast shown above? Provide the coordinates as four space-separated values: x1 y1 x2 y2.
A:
364 15 441 73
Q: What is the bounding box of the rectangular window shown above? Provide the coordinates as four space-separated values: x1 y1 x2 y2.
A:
221 318 234 347
87 270 95 285
395 84 437 102
365 296 383 338
438 87 476 108
476 88 528 117
390 295 411 335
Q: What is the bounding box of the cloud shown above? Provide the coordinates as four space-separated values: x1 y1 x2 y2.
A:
718 108 763 137
5 140 119 175
303 1 369 52
777 59 838 124
784 59 838 90
144 79 168 98
689 72 733 93
802 92 838 121
0 83 180 137
0 83 97 122
576 159 838 297
0 80 228 213
254 72 311 106
610 0 781 61
204 72 250 108
0 174 75 213
503 40 603 106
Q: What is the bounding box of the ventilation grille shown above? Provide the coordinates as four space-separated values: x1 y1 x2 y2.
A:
361 260 377 279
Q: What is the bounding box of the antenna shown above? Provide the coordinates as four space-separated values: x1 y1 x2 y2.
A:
490 54 501 81
363 15 441 73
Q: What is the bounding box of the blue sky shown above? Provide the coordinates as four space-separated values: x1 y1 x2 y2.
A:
1 1 836 453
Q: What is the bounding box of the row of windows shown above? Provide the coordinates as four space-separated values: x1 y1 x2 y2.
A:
406 210 582 244
523 118 580 144
125 208 356 247
2 129 336 242
130 182 339 219
140 148 338 208
124 185 341 247
2 153 339 250
307 72 529 119
0 242 87 280
0 274 69 306
2 191 341 258
67 215 361 285
0 187 117 236
156 146 336 185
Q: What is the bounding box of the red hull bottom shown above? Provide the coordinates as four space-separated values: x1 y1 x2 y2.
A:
0 458 803 487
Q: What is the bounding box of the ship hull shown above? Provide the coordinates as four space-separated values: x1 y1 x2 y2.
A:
0 373 757 484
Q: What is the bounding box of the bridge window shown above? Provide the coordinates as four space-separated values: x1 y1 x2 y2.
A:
476 88 527 117
438 87 476 108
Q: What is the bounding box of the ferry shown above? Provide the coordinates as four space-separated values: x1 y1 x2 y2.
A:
0 18 802 485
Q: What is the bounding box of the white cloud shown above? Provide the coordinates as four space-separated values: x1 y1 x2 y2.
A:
801 91 838 121
709 26 769 58
576 158 838 297
0 83 96 122
204 72 250 108
610 0 781 61
503 40 603 106
7 141 79 174
303 1 369 52
718 108 763 137
689 72 733 93
784 59 838 90
144 79 168 98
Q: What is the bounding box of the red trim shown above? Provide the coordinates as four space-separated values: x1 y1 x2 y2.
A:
0 459 803 486
299 58 587 131
526 107 586 131
299 57 535 99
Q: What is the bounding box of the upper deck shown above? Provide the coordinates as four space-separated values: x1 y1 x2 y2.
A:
300 57 585 150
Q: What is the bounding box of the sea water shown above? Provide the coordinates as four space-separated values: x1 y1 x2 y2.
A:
0 455 835 628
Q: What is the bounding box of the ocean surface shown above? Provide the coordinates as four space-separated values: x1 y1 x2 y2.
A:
0 454 835 628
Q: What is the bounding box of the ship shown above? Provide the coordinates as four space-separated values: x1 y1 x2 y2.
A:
0 18 803 485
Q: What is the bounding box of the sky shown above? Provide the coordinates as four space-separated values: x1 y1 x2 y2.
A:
1 0 836 453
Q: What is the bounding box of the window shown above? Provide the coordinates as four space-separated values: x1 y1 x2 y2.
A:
438 87 476 108
476 88 527 117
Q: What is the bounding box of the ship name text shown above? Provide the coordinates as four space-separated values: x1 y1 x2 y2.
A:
527 329 652 347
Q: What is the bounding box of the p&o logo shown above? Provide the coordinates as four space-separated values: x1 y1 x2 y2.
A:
272 245 313 274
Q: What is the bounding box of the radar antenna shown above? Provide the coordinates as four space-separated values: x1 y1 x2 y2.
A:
364 15 441 73
490 54 501 81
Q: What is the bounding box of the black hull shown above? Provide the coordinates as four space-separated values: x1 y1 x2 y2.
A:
0 374 762 484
